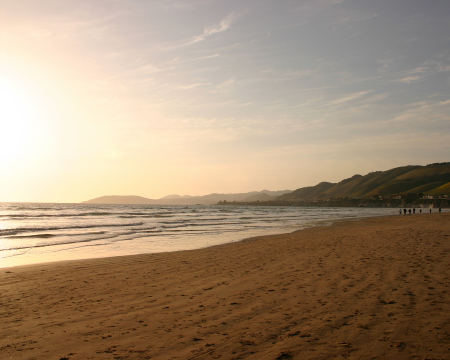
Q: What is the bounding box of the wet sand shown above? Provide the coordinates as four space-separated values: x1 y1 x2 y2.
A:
1 213 449 359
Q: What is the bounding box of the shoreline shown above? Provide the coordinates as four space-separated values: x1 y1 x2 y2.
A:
0 217 338 270
1 219 337 271
0 209 397 269
1 213 449 359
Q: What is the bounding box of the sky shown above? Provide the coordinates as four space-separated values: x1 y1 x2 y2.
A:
1 0 450 203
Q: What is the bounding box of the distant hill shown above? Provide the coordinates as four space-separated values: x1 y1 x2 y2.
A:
277 182 335 201
241 193 277 202
277 163 450 201
83 190 292 205
83 163 450 206
82 195 155 204
160 194 193 199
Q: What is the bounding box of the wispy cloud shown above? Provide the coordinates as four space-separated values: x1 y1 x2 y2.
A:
389 99 450 124
394 67 428 83
386 60 450 83
110 63 172 81
284 69 317 78
396 75 424 84
326 90 372 106
131 64 161 75
203 12 236 36
335 9 378 25
424 60 450 73
377 58 395 73
167 12 238 49
174 82 212 90
217 78 235 88
170 53 220 66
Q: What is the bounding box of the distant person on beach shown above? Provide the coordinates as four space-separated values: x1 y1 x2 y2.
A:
408 209 411 215
404 209 407 215
430 208 432 213
439 208 442 213
420 209 422 213
399 209 402 215
413 208 415 214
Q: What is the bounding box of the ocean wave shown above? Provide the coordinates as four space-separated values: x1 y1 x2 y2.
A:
0 222 144 236
161 224 189 229
160 221 248 229
12 233 56 239
189 217 228 222
8 231 107 240
118 214 172 218
0 203 398 265
1 233 121 251
0 211 117 218
190 222 244 227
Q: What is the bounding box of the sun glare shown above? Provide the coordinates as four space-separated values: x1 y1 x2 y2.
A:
0 74 42 165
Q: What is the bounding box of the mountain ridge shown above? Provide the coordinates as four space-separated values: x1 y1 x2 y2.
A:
82 190 292 205
277 163 450 202
82 163 450 206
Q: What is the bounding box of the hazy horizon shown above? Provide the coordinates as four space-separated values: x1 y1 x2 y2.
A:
1 0 449 203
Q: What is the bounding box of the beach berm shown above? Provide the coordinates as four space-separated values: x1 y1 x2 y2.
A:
1 213 449 359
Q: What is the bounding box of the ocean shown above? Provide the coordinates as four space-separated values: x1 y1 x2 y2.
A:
0 203 399 267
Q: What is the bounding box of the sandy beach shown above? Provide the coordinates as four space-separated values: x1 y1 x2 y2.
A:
1 213 449 360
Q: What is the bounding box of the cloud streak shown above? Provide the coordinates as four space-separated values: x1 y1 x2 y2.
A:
167 12 238 48
326 91 372 106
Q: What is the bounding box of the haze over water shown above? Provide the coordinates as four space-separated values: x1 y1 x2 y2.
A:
0 203 400 268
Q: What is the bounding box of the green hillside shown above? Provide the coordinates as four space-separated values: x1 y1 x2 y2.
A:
277 182 334 201
279 163 450 201
427 182 450 195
